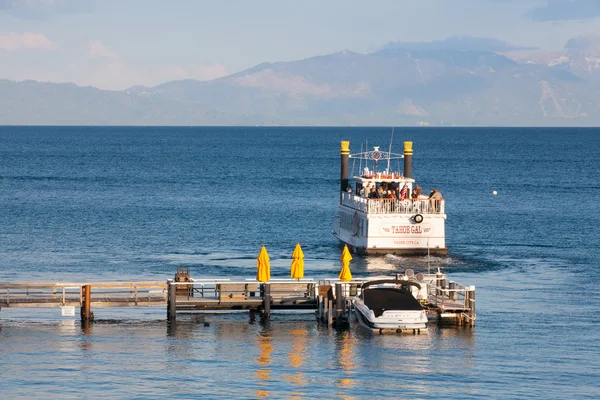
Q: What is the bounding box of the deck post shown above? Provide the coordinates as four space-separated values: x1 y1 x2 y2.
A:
262 283 271 319
440 275 447 297
448 281 455 300
316 295 321 320
319 295 324 321
468 286 476 325
167 279 176 323
80 284 93 324
335 283 344 327
435 272 443 297
328 299 333 326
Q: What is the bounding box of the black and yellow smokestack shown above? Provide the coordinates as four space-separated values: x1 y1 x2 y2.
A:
403 141 413 179
340 141 350 192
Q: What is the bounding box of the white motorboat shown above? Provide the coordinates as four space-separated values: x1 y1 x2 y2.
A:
353 279 428 333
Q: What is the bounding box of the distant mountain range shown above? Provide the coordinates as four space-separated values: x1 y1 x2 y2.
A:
3 41 600 126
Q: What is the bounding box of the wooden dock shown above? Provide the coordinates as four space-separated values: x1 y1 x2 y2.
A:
0 272 475 328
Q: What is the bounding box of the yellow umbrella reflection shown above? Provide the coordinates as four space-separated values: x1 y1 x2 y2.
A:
339 245 353 282
256 245 271 282
336 331 357 389
285 329 308 387
290 243 304 280
256 335 273 397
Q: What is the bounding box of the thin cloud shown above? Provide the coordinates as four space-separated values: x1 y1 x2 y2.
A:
0 0 91 19
190 64 228 81
87 40 118 59
527 0 600 21
564 35 600 52
379 36 537 53
0 32 55 51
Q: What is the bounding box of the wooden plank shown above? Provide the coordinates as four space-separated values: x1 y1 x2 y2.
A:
92 301 167 308
220 294 246 301
318 284 332 298
218 283 247 292
0 282 167 289
270 283 308 292
0 302 82 308
218 283 247 301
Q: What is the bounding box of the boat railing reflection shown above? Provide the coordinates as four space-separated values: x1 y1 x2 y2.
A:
340 192 445 215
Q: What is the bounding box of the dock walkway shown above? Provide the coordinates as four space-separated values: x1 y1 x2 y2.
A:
0 273 475 327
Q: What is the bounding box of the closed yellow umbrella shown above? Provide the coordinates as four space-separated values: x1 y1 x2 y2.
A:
290 243 305 280
256 245 271 282
339 245 353 282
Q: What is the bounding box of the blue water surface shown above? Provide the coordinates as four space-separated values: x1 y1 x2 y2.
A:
0 126 599 398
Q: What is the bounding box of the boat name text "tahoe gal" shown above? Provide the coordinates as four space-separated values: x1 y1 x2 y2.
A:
381 225 432 234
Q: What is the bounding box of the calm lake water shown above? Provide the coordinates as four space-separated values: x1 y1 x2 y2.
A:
1 126 599 398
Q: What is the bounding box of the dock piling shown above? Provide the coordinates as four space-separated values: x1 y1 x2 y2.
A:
436 272 443 296
468 286 476 325
262 283 271 319
80 284 93 324
317 295 323 321
167 279 176 323
335 283 344 327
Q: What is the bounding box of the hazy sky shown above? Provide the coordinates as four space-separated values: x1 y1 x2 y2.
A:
1 0 600 90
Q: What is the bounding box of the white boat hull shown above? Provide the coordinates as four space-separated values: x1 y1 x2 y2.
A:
353 297 428 330
333 208 447 256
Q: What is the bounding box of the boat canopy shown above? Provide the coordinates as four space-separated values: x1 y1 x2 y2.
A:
360 280 423 317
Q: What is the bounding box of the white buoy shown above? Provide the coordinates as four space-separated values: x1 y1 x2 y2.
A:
492 190 498 196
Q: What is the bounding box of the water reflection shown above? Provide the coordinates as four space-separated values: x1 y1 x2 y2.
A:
0 313 483 398
285 329 308 386
335 330 357 392
78 319 94 352
256 329 273 397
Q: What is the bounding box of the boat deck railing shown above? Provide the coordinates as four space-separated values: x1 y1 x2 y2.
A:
340 192 445 215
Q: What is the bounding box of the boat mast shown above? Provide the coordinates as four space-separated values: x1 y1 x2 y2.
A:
359 143 363 174
387 127 394 173
340 141 350 201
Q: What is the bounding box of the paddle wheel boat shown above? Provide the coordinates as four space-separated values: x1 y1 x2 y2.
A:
332 140 447 256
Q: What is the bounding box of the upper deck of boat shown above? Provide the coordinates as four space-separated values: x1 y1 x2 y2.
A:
340 192 445 215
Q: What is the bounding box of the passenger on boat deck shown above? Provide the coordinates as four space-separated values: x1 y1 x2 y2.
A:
411 185 421 199
430 188 443 212
346 185 352 193
363 183 371 197
368 187 378 199
359 187 365 197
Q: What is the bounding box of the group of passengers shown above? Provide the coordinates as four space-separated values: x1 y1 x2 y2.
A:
347 182 414 201
347 182 443 202
367 186 398 200
346 182 444 213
